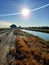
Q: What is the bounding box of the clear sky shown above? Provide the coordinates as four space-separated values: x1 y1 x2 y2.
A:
0 0 49 27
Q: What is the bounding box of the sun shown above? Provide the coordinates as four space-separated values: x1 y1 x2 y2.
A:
21 8 30 17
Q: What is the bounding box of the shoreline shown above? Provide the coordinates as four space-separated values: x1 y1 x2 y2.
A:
23 31 49 44
22 28 49 33
14 29 49 44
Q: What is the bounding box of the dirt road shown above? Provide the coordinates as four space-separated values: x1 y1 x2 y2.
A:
0 29 17 65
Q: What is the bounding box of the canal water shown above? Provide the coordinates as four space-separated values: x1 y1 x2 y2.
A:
21 29 49 40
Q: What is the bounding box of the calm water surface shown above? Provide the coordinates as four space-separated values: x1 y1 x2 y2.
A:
21 29 49 40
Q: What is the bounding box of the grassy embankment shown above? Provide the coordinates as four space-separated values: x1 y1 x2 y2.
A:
6 30 49 65
24 31 49 44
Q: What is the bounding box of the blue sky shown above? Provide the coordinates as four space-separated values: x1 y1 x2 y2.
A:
0 0 49 27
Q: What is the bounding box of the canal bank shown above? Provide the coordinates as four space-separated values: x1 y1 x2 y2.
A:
21 29 49 40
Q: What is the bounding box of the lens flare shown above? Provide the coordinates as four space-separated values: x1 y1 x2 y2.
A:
21 8 30 17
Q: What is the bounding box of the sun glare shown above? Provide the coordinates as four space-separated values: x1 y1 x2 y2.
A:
21 8 30 17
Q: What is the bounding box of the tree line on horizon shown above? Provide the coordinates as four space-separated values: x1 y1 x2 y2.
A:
10 24 49 30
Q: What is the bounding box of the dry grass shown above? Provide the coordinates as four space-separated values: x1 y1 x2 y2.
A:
6 31 49 65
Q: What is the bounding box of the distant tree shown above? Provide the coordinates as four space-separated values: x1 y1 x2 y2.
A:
10 24 17 28
19 26 21 29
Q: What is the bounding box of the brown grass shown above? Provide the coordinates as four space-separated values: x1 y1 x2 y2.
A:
6 33 49 65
